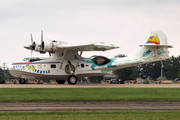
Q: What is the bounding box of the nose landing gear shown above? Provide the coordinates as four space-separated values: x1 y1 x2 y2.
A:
19 79 26 84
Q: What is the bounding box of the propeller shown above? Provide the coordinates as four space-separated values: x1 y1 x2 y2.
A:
30 34 36 58
24 34 36 50
23 34 37 60
24 30 47 56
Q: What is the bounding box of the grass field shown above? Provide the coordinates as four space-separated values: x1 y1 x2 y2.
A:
0 88 180 102
0 111 180 120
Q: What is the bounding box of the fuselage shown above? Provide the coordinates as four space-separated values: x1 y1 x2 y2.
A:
7 56 113 80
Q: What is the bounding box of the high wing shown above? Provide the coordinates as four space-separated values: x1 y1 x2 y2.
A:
57 42 119 51
24 31 119 54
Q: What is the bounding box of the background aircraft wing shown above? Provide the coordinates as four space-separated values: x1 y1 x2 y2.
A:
57 42 119 51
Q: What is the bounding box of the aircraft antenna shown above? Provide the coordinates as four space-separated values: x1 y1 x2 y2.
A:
126 34 150 55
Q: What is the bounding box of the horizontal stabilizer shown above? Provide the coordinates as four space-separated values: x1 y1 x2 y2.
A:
140 44 173 48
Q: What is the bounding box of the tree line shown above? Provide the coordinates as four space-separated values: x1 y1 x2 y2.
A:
0 69 15 83
113 54 180 80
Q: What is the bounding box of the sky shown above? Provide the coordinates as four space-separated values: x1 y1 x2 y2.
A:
0 0 180 66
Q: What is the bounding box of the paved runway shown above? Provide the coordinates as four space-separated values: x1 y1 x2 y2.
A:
1 84 180 88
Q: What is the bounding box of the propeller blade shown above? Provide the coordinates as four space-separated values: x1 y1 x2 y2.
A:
40 30 44 50
31 34 33 44
41 30 43 44
24 46 33 50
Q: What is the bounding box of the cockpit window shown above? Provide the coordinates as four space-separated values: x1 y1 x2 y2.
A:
29 58 42 62
23 57 42 62
23 58 29 61
91 56 111 65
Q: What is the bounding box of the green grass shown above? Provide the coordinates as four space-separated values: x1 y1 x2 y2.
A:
0 88 180 102
0 111 180 120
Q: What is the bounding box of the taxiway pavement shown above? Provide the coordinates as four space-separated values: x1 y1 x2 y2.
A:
0 101 180 112
1 84 180 88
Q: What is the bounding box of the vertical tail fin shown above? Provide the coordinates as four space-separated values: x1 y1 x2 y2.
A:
134 30 173 62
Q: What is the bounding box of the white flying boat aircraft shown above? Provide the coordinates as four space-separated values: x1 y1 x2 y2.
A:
7 30 172 85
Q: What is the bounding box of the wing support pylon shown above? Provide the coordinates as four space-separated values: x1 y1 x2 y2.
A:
75 50 83 70
60 49 67 69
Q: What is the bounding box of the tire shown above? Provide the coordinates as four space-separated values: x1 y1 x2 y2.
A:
67 75 77 85
56 80 66 84
19 79 25 84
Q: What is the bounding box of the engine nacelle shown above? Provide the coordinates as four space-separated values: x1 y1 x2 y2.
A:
33 40 67 54
34 45 41 52
34 45 46 54
43 40 63 53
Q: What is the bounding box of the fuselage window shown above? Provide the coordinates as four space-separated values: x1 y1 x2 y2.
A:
81 64 84 68
38 65 42 69
92 56 111 65
51 64 56 68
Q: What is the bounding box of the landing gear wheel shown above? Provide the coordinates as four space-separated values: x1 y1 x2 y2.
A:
56 80 66 84
67 75 77 85
19 79 25 84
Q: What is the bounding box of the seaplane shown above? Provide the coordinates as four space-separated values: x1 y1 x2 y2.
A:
7 30 173 85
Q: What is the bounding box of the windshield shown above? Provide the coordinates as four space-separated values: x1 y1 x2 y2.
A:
23 57 42 62
23 58 29 61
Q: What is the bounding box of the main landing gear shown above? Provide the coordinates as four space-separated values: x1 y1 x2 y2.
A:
56 75 78 85
67 75 77 85
64 61 78 85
